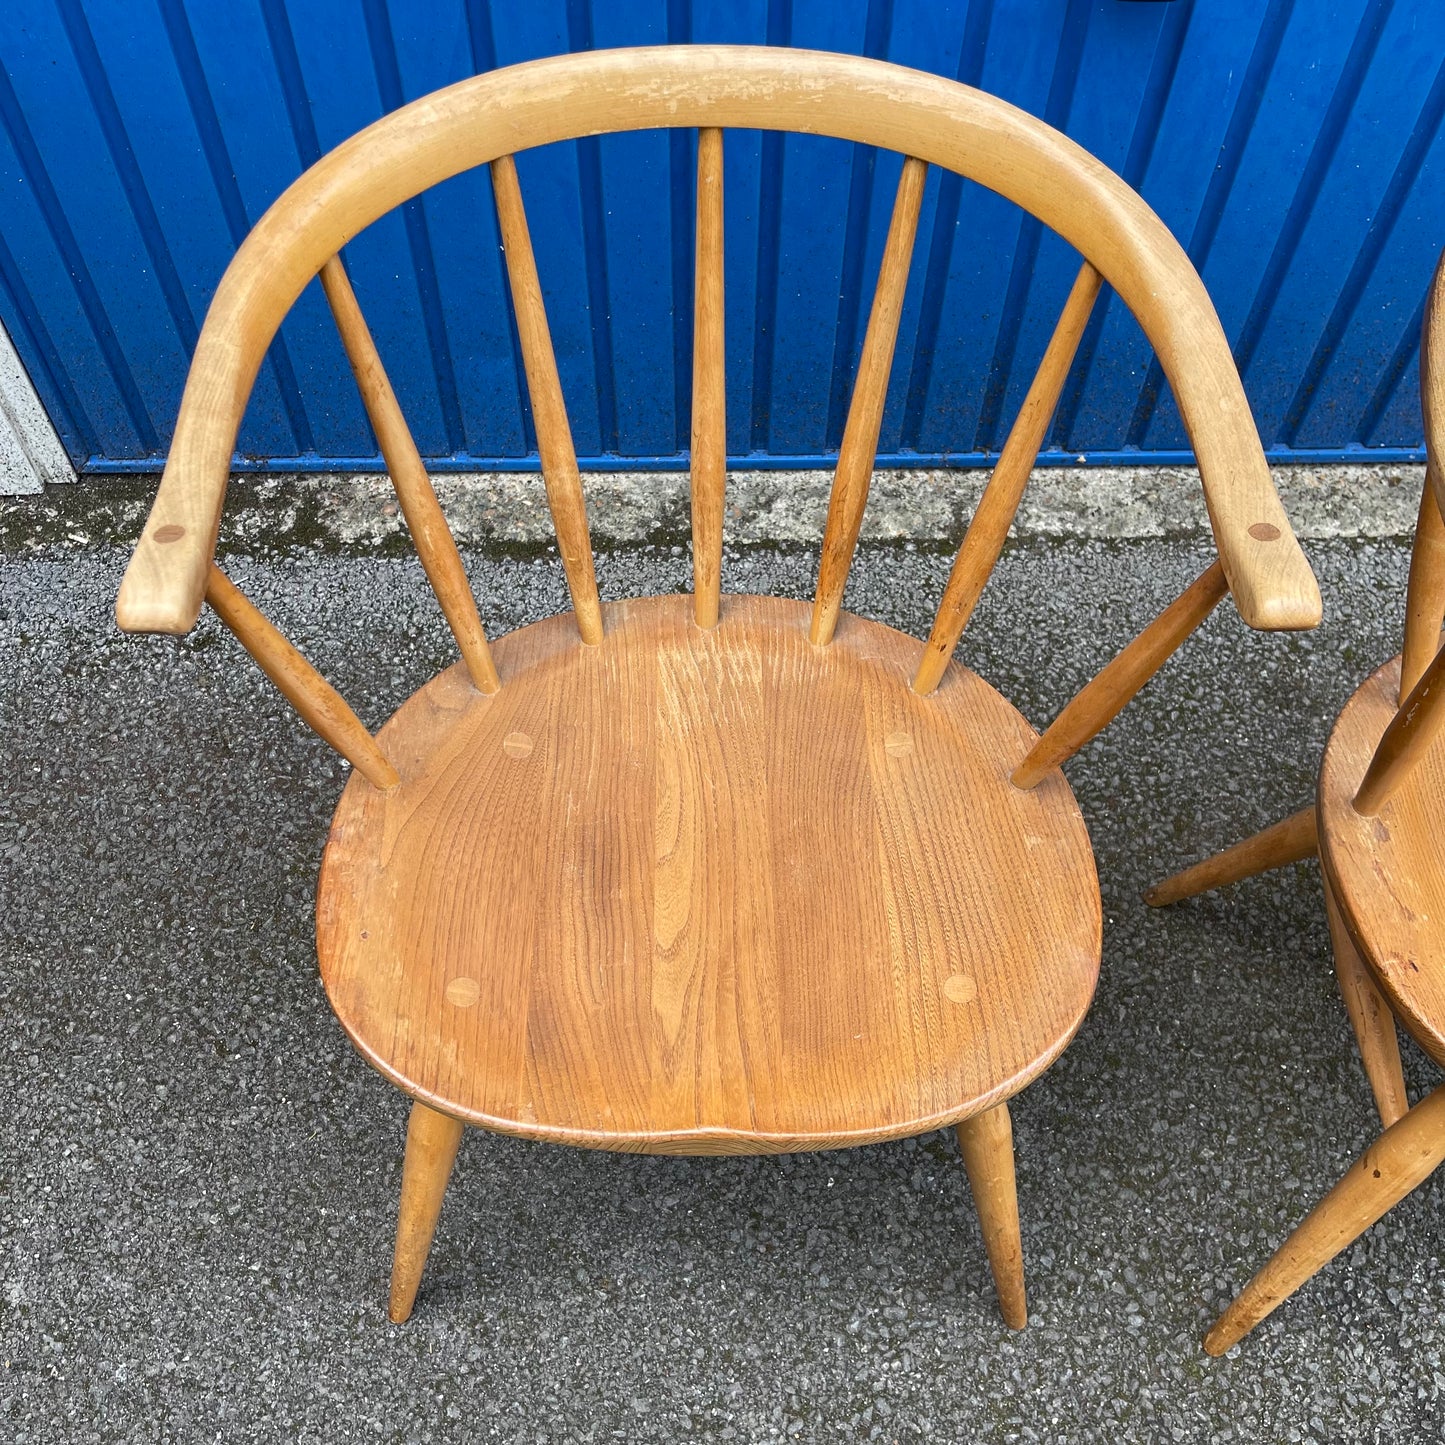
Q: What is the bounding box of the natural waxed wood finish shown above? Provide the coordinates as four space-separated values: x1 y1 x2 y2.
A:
956 1104 1028 1329
319 257 500 694
812 156 927 647
1352 645 1445 815
1424 251 1445 528
1158 652 1445 1353
1205 1083 1445 1356
1323 876 1408 1131
490 154 604 647
915 262 1102 696
116 46 1318 637
691 127 726 630
1013 560 1230 789
203 564 399 792
1401 482 1444 698
1321 655 1445 1066
114 47 1320 1323
1152 251 1445 1351
389 1101 464 1323
1143 805 1317 908
318 594 1101 1152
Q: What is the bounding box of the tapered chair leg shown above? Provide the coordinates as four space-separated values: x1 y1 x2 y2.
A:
1204 1082 1445 1355
1324 878 1409 1129
1145 805 1317 907
388 1099 465 1323
956 1101 1028 1329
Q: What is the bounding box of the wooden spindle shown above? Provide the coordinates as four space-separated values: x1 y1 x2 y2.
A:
1012 559 1229 789
914 262 1103 695
1204 1081 1445 1356
1324 879 1409 1130
490 154 604 646
1354 640 1445 815
204 563 399 790
692 127 727 629
319 258 500 695
1401 475 1445 700
1143 805 1318 908
810 156 928 647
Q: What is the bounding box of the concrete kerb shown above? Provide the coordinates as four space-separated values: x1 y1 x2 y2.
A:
0 463 1426 553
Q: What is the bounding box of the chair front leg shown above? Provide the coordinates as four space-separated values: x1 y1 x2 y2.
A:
956 1101 1027 1329
389 1099 465 1323
1205 1082 1445 1355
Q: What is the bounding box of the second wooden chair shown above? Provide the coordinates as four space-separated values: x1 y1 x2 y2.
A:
1149 251 1445 1353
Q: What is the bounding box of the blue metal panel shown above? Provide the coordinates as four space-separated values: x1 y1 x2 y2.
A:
0 0 1441 473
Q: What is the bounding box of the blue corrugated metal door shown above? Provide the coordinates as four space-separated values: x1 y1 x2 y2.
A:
1 0 1442 474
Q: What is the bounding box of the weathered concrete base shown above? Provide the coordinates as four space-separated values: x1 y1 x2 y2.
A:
0 463 1426 552
241 463 1434 545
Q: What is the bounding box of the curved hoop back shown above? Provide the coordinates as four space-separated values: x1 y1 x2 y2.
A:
117 45 1318 641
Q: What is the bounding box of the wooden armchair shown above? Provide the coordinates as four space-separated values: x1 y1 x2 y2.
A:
116 47 1320 1325
1150 252 1445 1353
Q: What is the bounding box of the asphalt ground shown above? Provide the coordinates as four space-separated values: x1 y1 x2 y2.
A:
3 523 1442 1442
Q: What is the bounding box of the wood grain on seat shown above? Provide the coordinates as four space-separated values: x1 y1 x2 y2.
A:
317 595 1101 1154
1320 655 1445 1068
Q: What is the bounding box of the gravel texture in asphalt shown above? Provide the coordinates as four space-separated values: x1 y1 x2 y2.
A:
3 528 1442 1442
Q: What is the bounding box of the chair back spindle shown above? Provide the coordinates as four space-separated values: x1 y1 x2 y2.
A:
319 257 501 694
914 262 1102 696
810 155 928 647
1353 643 1445 816
490 154 605 646
116 46 1325 806
1401 482 1445 699
691 127 727 629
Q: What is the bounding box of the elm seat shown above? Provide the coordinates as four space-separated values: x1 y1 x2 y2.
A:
317 594 1100 1153
115 45 1320 1328
1321 655 1445 1068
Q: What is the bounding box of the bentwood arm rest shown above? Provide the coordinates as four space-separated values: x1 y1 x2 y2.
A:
115 45 1320 638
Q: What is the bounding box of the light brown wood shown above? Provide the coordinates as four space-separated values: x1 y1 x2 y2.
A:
319 257 500 694
110 45 1330 1325
955 1103 1027 1329
1352 642 1445 815
489 153 604 646
914 262 1103 695
691 127 726 630
1321 655 1445 1067
1203 1082 1445 1355
1193 259 1445 1352
388 1100 464 1323
1013 560 1230 789
811 157 927 646
1401 480 1445 699
1422 248 1445 532
204 563 399 791
1324 876 1408 1129
317 593 1101 1154
1143 805 1317 907
114 47 1320 638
